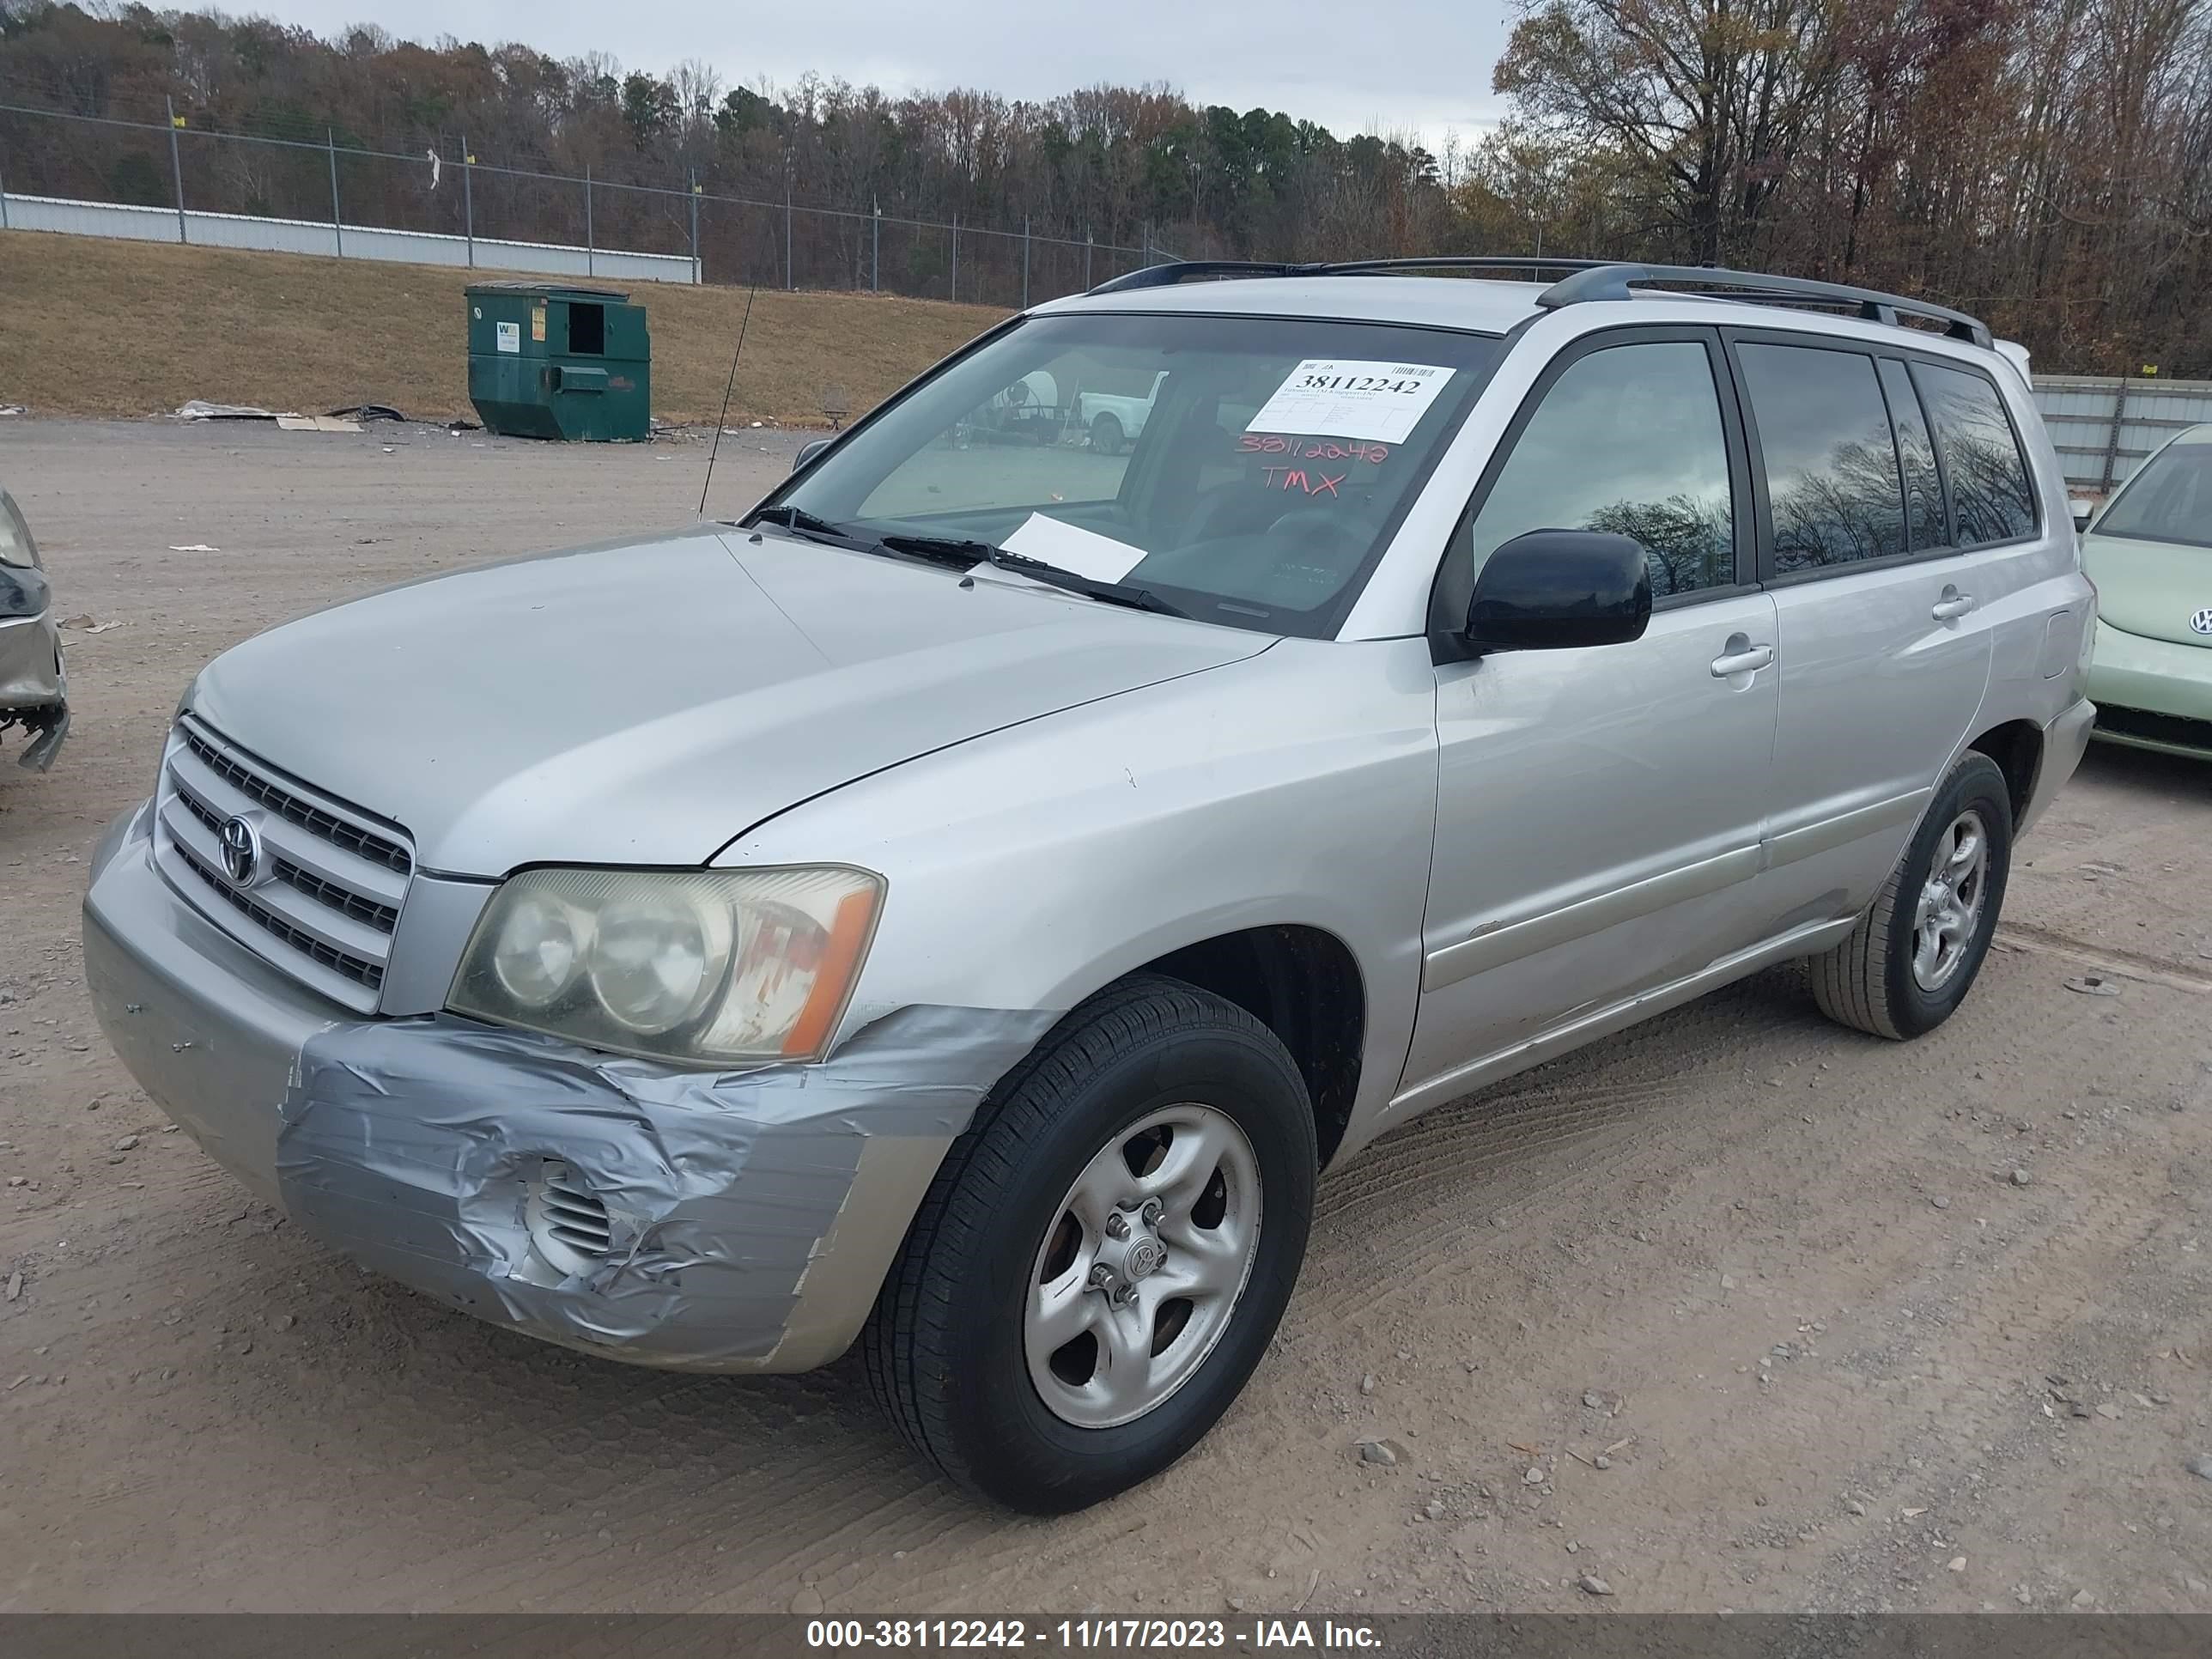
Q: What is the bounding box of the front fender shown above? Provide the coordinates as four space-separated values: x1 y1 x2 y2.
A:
720 636 1443 1148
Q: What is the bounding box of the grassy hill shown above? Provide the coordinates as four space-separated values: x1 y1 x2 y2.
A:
0 231 1007 426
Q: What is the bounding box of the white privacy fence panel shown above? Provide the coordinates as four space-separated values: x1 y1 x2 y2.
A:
0 192 701 283
2032 376 2212 495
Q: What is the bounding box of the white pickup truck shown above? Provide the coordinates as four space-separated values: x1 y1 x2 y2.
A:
1073 370 1170 454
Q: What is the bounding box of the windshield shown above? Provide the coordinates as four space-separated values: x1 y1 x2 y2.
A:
757 312 1501 636
2097 439 2212 549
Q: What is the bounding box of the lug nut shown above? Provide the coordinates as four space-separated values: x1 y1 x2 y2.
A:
1104 1212 1129 1239
1139 1198 1164 1224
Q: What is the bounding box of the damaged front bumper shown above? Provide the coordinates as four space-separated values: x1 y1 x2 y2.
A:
0 605 69 772
83 802 1053 1371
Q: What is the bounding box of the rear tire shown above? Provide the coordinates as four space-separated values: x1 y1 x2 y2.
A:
1808 751 2013 1039
1091 412 1124 456
864 974 1316 1514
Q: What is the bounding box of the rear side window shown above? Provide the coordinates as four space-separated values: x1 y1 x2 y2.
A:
1736 343 1906 572
1914 362 2037 545
1878 359 1946 550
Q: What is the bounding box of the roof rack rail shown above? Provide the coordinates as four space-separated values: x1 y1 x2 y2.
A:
1085 254 1617 295
1535 263 1992 349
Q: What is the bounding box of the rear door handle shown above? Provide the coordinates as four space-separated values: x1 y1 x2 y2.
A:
1711 640 1775 678
1931 587 1976 622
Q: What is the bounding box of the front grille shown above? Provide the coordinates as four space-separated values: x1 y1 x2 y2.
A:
172 842 385 992
154 716 414 1012
173 787 401 933
181 728 410 874
2096 703 2212 754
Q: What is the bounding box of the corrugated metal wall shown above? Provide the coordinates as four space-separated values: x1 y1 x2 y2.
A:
2032 375 2212 495
0 192 699 285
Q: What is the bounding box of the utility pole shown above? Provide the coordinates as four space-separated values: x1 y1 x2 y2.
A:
784 159 794 290
166 95 188 244
326 129 343 258
689 169 702 283
1085 231 1093 290
872 198 880 294
461 136 475 267
1022 216 1031 308
951 214 959 301
584 163 595 276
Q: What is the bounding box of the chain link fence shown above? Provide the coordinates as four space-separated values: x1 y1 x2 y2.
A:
0 97 1170 305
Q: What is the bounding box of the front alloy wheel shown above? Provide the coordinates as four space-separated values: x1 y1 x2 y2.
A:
866 975 1316 1514
1026 1104 1263 1429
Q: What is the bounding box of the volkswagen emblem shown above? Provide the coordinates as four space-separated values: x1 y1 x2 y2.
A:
2191 608 2212 636
219 815 264 887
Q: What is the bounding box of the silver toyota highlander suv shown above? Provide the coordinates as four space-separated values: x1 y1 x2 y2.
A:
84 258 2096 1513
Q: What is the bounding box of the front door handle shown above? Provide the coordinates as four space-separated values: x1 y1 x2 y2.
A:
1931 586 1976 622
1711 639 1775 678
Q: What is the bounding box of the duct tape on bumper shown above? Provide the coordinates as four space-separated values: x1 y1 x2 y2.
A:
276 1006 1057 1371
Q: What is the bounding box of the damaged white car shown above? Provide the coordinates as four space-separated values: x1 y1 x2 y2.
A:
86 258 2092 1513
0 487 69 772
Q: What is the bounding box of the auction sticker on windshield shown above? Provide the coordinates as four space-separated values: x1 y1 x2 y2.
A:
1247 360 1453 444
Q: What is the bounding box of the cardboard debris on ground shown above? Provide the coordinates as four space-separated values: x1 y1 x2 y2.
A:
167 544 220 553
275 414 362 433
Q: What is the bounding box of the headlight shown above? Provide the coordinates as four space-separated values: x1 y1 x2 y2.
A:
0 490 38 570
448 866 884 1065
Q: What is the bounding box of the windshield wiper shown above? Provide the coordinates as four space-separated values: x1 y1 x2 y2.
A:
876 532 1188 619
748 504 872 548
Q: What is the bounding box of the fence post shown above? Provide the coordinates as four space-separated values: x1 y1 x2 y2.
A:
326 130 343 258
951 214 958 301
462 135 475 267
872 200 880 294
166 95 188 245
2101 376 2130 495
1022 216 1030 308
584 164 595 276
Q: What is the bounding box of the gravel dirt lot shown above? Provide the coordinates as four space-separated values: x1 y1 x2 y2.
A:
2 419 2210 1616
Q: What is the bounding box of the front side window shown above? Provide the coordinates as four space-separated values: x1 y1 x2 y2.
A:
2093 438 2212 548
1463 339 1736 600
1738 343 1908 572
1914 362 2038 545
764 313 1500 638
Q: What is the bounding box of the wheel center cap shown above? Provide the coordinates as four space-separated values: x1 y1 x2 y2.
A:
1124 1237 1166 1280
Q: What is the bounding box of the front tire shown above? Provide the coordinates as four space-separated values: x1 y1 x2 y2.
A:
864 974 1316 1514
1809 751 2013 1039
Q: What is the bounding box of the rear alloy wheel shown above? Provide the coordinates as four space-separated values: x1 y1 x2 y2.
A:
1809 751 2014 1039
866 975 1316 1513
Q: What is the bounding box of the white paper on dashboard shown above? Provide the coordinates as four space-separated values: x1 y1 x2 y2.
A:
1246 359 1454 444
999 514 1150 583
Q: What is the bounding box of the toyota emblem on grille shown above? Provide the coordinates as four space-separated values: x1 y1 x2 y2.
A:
219 815 264 887
2192 607 2212 636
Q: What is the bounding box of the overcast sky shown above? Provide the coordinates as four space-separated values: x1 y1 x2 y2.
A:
250 2 1520 150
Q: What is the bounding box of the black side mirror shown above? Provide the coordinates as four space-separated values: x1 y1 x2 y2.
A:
1466 530 1652 651
793 438 831 473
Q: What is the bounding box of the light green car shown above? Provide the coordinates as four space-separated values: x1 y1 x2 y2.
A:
2081 423 2212 758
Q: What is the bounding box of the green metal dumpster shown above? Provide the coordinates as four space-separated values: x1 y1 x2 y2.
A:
466 283 651 441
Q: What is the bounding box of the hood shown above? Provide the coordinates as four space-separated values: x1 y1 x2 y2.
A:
190 526 1269 875
2082 531 2212 649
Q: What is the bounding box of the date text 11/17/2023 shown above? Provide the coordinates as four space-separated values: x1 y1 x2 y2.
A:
803 1617 1386 1649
